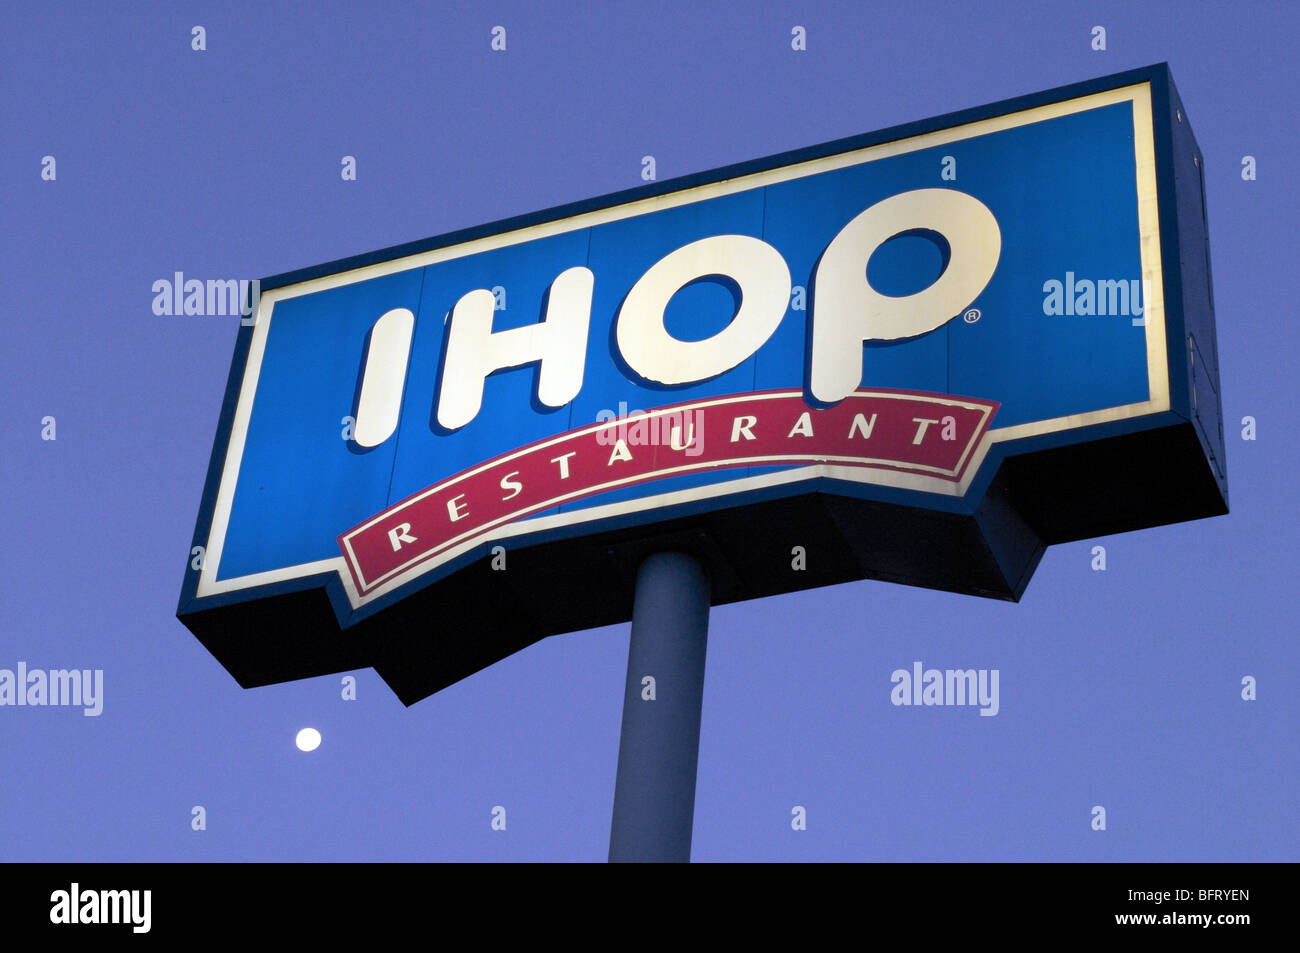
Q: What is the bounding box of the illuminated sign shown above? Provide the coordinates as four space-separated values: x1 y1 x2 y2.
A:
179 64 1226 703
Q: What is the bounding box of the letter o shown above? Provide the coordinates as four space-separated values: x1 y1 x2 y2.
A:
616 234 791 386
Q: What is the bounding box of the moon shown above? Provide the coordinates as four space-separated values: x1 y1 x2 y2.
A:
295 727 322 752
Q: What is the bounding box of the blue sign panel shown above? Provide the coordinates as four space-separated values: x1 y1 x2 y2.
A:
179 64 1226 703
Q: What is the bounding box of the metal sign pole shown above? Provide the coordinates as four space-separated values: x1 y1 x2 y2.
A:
608 551 711 863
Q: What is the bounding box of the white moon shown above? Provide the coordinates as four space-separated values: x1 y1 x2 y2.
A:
295 727 322 752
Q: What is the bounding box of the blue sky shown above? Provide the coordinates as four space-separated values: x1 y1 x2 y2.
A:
1 0 1295 861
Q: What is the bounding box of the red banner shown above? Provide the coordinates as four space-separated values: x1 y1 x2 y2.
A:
339 389 997 594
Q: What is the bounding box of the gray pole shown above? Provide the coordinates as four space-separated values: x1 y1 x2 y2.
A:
608 550 711 863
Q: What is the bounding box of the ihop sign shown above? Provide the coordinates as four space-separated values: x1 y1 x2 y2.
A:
179 65 1227 704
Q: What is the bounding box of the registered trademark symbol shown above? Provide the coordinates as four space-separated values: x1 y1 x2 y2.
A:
963 308 981 324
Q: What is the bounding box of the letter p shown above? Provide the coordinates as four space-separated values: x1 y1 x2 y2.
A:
810 189 1001 404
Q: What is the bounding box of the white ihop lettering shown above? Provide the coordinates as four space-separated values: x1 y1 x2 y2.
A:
436 266 594 431
356 189 1000 436
354 308 414 448
810 188 1001 404
615 234 791 387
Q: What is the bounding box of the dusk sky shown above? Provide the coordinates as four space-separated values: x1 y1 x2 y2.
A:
2 0 1295 862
